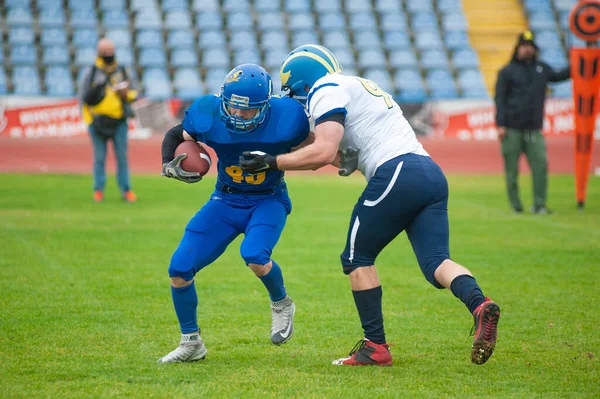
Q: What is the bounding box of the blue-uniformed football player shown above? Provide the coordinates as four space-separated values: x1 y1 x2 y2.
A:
158 64 311 363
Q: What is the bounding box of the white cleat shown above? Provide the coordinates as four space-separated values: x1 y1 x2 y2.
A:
157 332 207 363
270 296 295 345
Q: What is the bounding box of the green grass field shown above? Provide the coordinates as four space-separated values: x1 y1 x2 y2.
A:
1 173 599 398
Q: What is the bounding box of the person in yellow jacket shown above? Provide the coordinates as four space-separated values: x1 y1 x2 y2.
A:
78 38 138 202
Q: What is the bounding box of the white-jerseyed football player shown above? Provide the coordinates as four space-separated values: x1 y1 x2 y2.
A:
240 45 501 366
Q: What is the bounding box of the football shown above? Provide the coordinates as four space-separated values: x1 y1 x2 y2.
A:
174 141 212 176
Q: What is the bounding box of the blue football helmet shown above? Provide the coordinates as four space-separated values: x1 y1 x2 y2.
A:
280 44 342 105
220 64 273 134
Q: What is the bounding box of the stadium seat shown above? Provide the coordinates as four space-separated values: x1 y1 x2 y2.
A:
411 12 438 30
380 12 409 32
205 68 229 83
10 45 37 65
406 0 434 13
102 10 129 29
137 30 163 49
196 12 223 30
396 87 427 103
205 78 224 94
346 0 372 12
116 48 134 66
167 30 195 49
131 0 159 10
540 48 568 69
143 67 169 83
41 29 67 46
227 12 254 30
171 49 198 68
288 13 315 31
383 31 412 50
445 31 470 50
363 69 394 94
394 69 424 89
285 0 310 12
389 50 419 68
462 86 489 98
528 12 557 30
534 30 563 49
135 10 162 29
429 83 458 99
139 48 167 67
261 32 288 50
233 49 261 65
257 12 285 31
354 31 382 50
199 31 226 49
254 0 280 12
43 46 70 65
437 0 462 14
442 13 468 31
73 29 99 48
264 48 290 70
349 11 378 31
9 27 35 45
75 48 97 66
13 66 38 80
420 50 450 69
291 30 319 48
324 31 351 49
452 49 480 68
100 0 126 10
105 29 132 48
39 8 66 28
13 80 41 96
524 0 552 12
203 49 231 69
554 0 576 13
145 81 173 99
162 0 188 11
47 79 75 96
457 69 486 86
357 49 387 69
414 30 443 50
68 0 94 9
230 31 258 50
319 13 346 31
334 49 356 69
223 0 251 11
6 8 33 26
558 11 570 30
315 0 341 12
375 0 402 13
37 0 62 9
70 9 97 29
551 80 572 98
165 10 192 30
45 66 71 80
5 0 30 7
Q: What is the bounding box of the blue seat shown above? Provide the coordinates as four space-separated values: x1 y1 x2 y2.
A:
558 11 570 30
437 0 462 14
115 48 134 66
524 0 552 12
442 13 468 31
264 48 290 70
230 31 258 50
427 69 454 85
257 12 285 31
131 0 159 10
75 48 97 66
346 0 371 12
100 0 126 10
457 69 486 87
163 0 188 11
11 45 37 65
139 48 167 67
350 11 378 31
135 10 162 29
102 10 129 29
375 0 402 13
37 0 62 9
389 49 419 68
452 49 479 68
5 0 31 7
205 78 224 95
13 66 38 80
165 10 192 29
205 68 229 83
429 85 458 99
13 80 41 96
354 31 382 50
233 49 261 65
421 50 450 69
319 13 346 31
334 49 356 69
555 0 576 13
568 32 586 48
394 69 424 89
46 66 71 80
540 48 568 69
41 28 67 46
199 31 226 49
395 87 427 103
70 9 97 29
39 8 65 28
462 86 489 99
73 29 99 48
551 80 572 98
177 86 205 100
291 30 319 48
9 27 34 45
106 29 132 48
145 81 173 99
254 0 280 11
190 0 218 10
383 31 411 50
528 12 557 30
167 30 195 49
171 49 198 68
6 8 33 26
411 12 438 30
47 79 75 96
203 49 230 69
445 31 470 50
43 46 70 65
68 0 94 9
223 0 251 11
288 13 315 31
285 0 311 12
227 12 253 30
357 49 387 69
315 0 341 12
363 69 394 94
414 30 443 50
406 0 433 13
143 67 169 83
137 30 163 49
380 12 408 32
196 11 223 30
534 30 563 49
261 31 288 50
324 31 351 49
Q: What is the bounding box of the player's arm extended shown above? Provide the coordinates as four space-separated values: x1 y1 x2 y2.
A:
276 121 343 171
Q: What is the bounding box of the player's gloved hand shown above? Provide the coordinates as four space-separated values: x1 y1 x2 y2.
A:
239 151 278 173
338 147 359 177
162 153 203 184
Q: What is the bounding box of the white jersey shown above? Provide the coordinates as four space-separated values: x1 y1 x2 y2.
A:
306 73 429 180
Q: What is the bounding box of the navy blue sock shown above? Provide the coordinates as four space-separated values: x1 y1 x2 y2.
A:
352 286 385 344
258 260 286 302
171 281 199 334
450 275 486 314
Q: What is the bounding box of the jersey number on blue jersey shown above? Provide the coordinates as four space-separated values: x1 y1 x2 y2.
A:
357 78 394 109
225 165 266 185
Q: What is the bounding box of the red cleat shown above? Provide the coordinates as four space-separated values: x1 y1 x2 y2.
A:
332 339 392 366
471 297 500 365
123 190 137 203
93 190 104 202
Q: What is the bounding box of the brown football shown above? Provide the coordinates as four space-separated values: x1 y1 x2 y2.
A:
174 141 212 176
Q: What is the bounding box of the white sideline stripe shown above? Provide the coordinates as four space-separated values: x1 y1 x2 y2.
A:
363 161 403 207
199 153 212 167
349 216 360 263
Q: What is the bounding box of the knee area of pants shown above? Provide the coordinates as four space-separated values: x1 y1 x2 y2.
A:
168 265 194 281
421 259 445 289
240 248 269 266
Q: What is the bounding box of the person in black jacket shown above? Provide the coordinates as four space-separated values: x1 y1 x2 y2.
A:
495 31 570 214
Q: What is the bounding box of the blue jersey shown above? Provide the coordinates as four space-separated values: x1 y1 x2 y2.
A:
183 95 309 193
